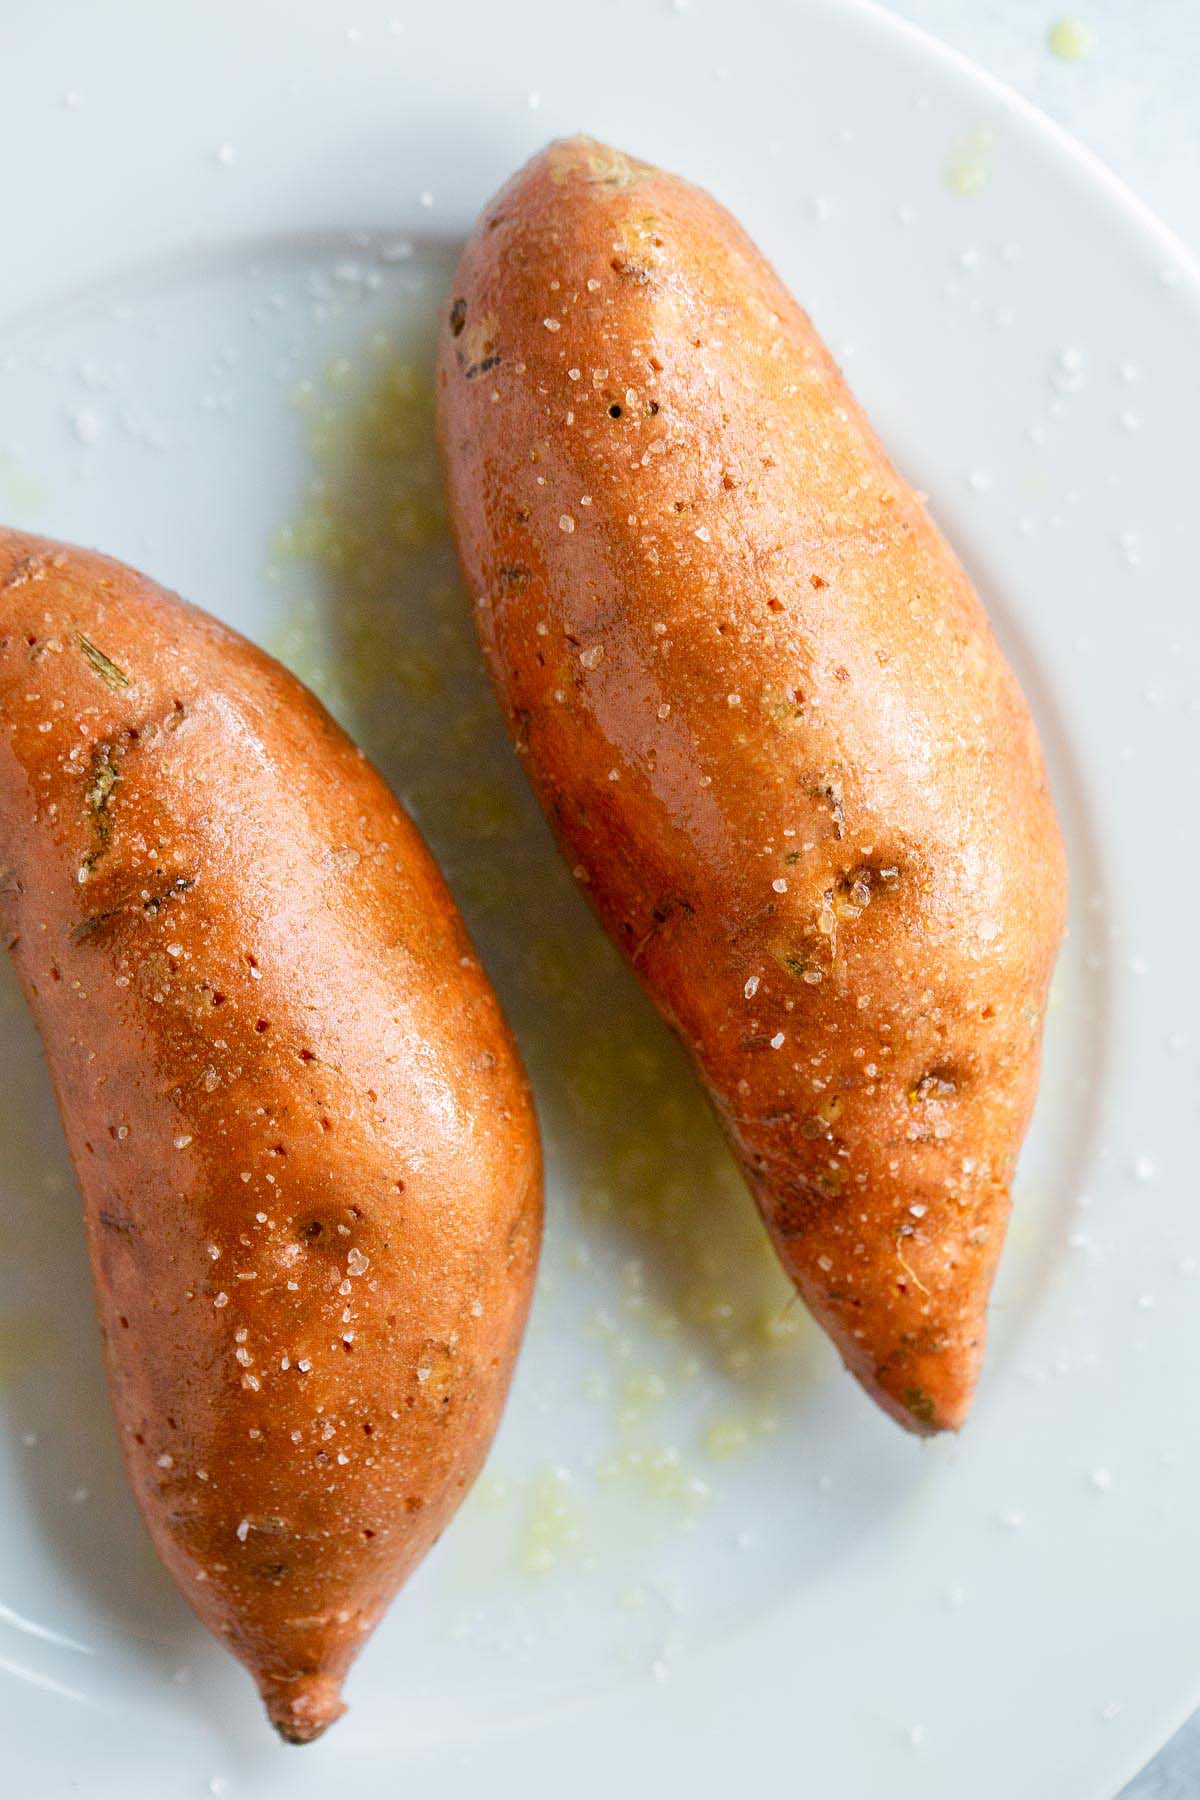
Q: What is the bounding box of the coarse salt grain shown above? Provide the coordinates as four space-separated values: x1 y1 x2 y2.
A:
744 976 760 998
769 1032 786 1050
543 317 561 332
772 878 788 894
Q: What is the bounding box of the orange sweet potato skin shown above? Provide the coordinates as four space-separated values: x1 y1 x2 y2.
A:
437 138 1066 1436
0 532 541 1739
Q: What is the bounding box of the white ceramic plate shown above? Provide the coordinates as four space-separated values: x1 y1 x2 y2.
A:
1 2 1198 1795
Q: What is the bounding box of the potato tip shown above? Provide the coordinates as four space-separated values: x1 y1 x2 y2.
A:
261 1672 348 1745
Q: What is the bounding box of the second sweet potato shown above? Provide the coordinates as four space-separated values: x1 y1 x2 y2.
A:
437 138 1066 1435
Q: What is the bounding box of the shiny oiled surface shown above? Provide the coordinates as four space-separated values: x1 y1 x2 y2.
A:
0 533 541 1740
438 139 1066 1434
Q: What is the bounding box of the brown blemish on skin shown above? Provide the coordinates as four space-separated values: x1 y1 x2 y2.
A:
75 633 131 689
99 1209 137 1235
72 874 196 945
79 742 124 883
909 1068 960 1105
455 310 500 382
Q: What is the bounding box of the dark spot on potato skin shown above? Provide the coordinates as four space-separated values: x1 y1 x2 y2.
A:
902 1385 937 1426
142 875 196 916
909 1066 961 1104
72 874 196 945
99 1208 137 1235
768 1177 825 1239
449 297 467 337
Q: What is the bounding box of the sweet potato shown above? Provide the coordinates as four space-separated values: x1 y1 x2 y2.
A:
0 531 541 1738
437 137 1066 1435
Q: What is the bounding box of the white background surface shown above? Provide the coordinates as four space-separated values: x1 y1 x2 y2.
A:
0 3 1197 1797
879 8 1199 1798
886 1 1200 251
